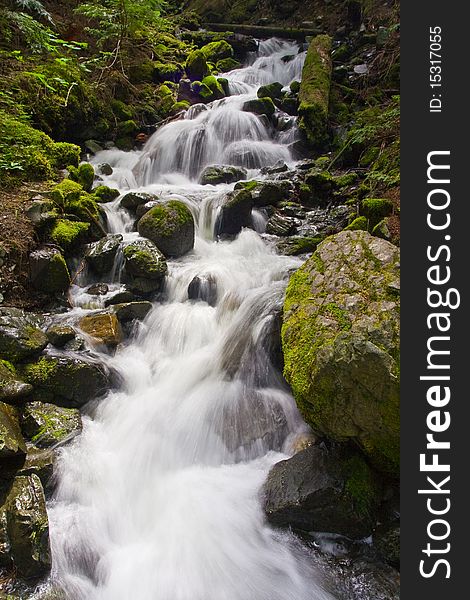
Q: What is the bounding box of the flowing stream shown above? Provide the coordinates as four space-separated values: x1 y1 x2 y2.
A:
48 39 336 600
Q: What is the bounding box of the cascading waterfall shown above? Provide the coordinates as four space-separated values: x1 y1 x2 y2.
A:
48 39 336 600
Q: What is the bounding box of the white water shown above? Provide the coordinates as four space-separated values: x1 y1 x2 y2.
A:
48 39 335 600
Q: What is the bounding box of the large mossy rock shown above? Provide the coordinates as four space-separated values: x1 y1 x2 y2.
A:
0 308 48 362
243 97 275 118
29 246 71 294
122 238 168 295
298 35 332 148
263 444 381 538
200 164 247 185
201 40 234 62
86 234 123 275
0 474 51 578
20 402 82 448
282 231 400 474
22 355 110 408
185 49 209 81
138 201 195 258
215 189 254 236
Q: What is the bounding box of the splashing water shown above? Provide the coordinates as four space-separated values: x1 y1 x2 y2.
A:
48 39 336 600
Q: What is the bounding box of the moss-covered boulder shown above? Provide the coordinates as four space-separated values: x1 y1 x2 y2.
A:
200 76 226 101
0 361 33 403
67 162 95 193
50 219 90 250
153 62 184 84
86 234 123 275
263 444 381 538
46 325 76 348
215 189 254 237
79 313 123 348
93 185 120 204
282 231 400 474
372 217 399 246
185 50 209 81
0 308 48 362
122 238 168 295
0 402 26 461
29 246 71 294
20 402 82 448
22 355 110 408
138 201 195 258
0 474 51 578
216 57 241 72
200 164 247 185
298 35 332 147
250 180 292 207
345 216 368 231
243 97 276 118
360 198 394 230
257 82 284 100
201 40 234 62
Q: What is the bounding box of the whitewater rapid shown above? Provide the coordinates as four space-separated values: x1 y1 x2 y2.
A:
47 39 336 600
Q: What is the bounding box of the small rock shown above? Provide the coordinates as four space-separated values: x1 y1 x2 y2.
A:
353 63 369 75
46 324 76 348
266 213 297 236
200 165 247 185
122 239 168 295
260 161 289 175
29 247 70 294
112 302 153 323
188 275 217 306
87 283 109 296
86 234 123 275
84 140 104 154
215 189 254 237
97 163 113 176
79 313 123 347
120 192 157 211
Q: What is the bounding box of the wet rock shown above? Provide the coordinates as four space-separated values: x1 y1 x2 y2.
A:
0 402 27 461
282 231 400 474
0 361 33 403
215 189 254 237
46 324 76 348
93 185 120 203
0 474 51 578
120 192 157 211
79 313 123 348
136 200 160 219
22 355 110 409
188 275 217 306
251 180 292 207
84 140 103 155
112 302 153 323
360 198 394 229
122 238 168 295
87 283 109 296
200 165 248 185
29 246 70 294
263 444 381 538
86 234 123 275
266 213 297 236
260 161 289 175
257 82 284 100
138 201 195 258
20 402 82 448
97 163 113 176
0 308 48 362
243 97 275 118
18 446 55 491
104 290 137 306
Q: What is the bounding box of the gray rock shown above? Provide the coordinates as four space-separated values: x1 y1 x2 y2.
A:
0 308 48 362
86 234 123 275
122 238 168 295
266 213 297 236
137 201 195 258
215 189 254 237
29 247 70 294
0 361 33 403
20 402 82 447
188 275 217 306
263 444 381 538
112 301 153 323
46 324 76 348
200 165 248 185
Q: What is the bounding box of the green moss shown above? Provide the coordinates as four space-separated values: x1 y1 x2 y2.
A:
321 302 352 331
360 198 394 229
50 219 90 250
50 179 83 207
334 172 359 188
185 49 209 81
24 357 58 385
200 40 234 62
298 35 332 148
345 216 368 231
235 180 259 192
257 82 284 100
342 455 379 519
92 186 120 203
170 101 191 114
110 99 134 121
50 143 81 169
243 97 275 118
200 75 226 101
0 359 16 374
216 58 241 72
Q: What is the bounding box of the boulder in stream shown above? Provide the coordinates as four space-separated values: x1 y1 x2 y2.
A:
0 474 51 578
137 200 195 258
20 401 82 447
122 238 168 295
0 401 27 462
188 275 217 306
86 234 123 275
0 308 48 362
0 361 33 403
282 231 400 474
215 189 254 237
200 165 248 185
79 313 123 348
